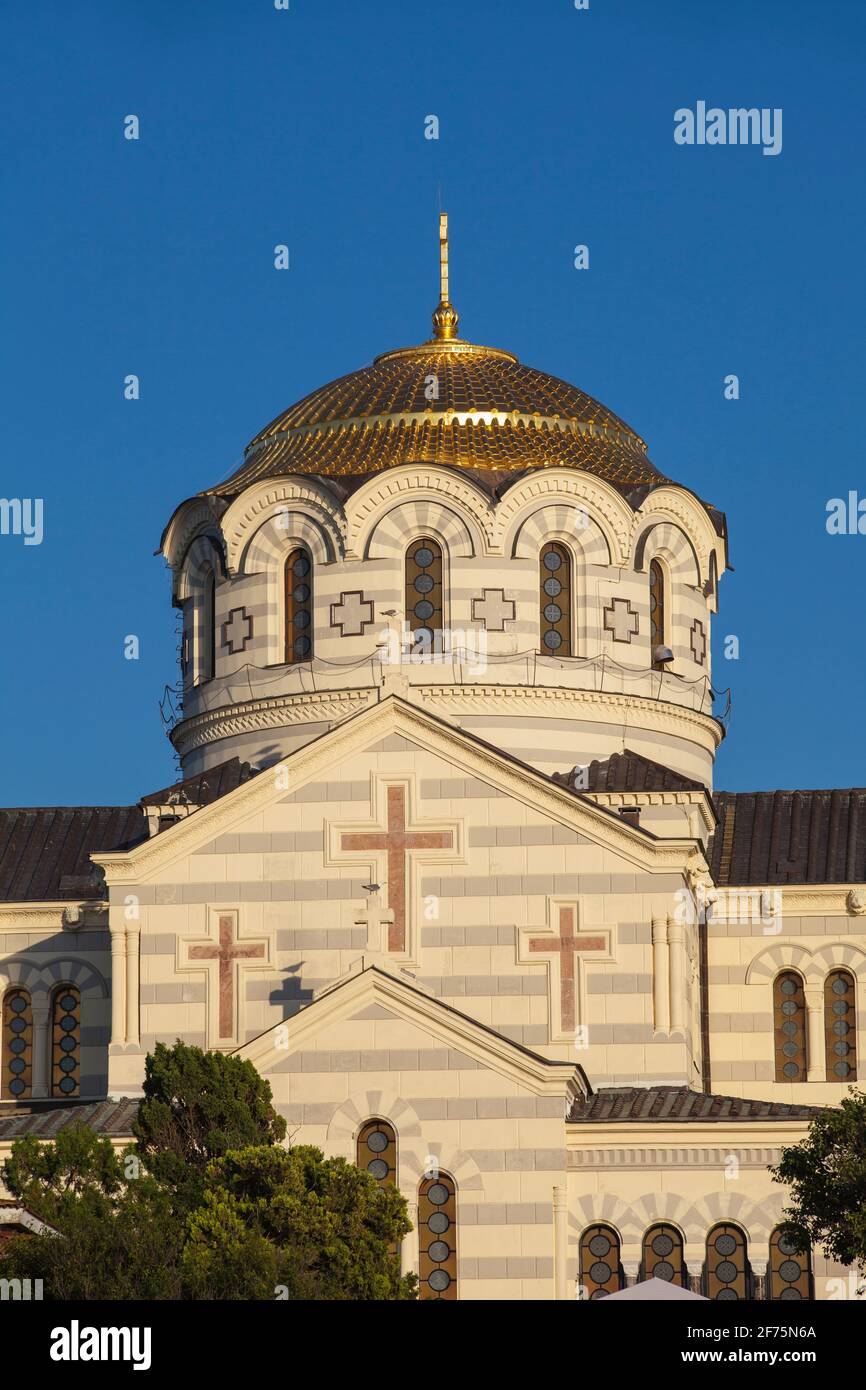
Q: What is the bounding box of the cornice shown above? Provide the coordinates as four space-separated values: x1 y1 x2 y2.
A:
0 903 107 932
170 688 377 756
567 1146 789 1170
717 883 866 918
566 1119 813 1148
97 695 705 885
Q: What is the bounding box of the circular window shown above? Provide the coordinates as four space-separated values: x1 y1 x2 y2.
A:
778 1235 799 1257
652 1233 674 1258
59 995 77 1012
413 547 434 568
428 1269 450 1292
413 626 433 647
832 1000 849 1016
834 1061 852 1077
832 977 848 994
654 1260 674 1282
714 1233 737 1257
427 1182 449 1206
782 1041 800 1057
716 1288 738 1301
367 1158 389 1181
9 1079 24 1096
293 609 310 630
781 1020 798 1037
292 584 310 604
292 554 310 578
779 1259 802 1283
543 603 562 623
781 1000 798 1016
59 1077 76 1094
9 1038 25 1055
834 1041 850 1056
716 1260 738 1284
543 630 563 650
543 576 562 597
543 551 562 571
9 1058 25 1075
9 1018 26 1034
10 996 27 1013
60 1036 76 1053
779 1286 802 1300
833 1019 849 1036
590 1261 612 1284
59 1057 76 1074
780 979 797 995
366 1130 389 1153
428 1212 449 1235
60 1016 77 1032
428 1240 450 1264
413 600 434 622
588 1233 612 1258
413 574 434 596
293 635 311 659
783 1061 801 1078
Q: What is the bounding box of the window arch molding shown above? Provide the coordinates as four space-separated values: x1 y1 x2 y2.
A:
284 545 314 664
418 1171 457 1300
405 535 445 655
773 969 808 1082
579 1223 624 1299
50 984 81 1099
2 986 33 1100
704 1222 751 1300
640 1222 688 1287
768 1227 812 1300
539 540 576 658
825 969 857 1081
356 1117 397 1188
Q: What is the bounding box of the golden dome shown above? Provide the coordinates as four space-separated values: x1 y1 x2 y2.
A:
214 216 664 495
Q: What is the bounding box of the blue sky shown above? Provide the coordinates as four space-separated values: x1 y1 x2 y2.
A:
1 0 864 804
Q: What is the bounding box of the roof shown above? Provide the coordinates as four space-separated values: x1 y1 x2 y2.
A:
709 788 866 885
0 1098 139 1141
553 750 707 796
568 1086 825 1124
139 756 257 808
214 334 666 494
0 758 258 903
0 807 147 901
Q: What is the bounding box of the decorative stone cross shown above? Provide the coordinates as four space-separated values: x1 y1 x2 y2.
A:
330 590 375 638
354 889 396 954
603 598 640 644
527 906 609 1034
471 588 515 632
222 607 253 655
182 914 269 1042
690 619 706 665
338 786 456 952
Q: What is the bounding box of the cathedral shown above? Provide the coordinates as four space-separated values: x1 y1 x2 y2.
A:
1 219 862 1301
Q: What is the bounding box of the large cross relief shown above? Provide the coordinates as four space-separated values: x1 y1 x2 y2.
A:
328 780 462 960
178 911 271 1048
519 900 614 1042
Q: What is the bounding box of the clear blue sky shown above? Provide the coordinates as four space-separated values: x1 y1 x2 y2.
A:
1 0 864 805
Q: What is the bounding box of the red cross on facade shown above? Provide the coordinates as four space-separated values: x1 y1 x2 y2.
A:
527 906 607 1034
339 786 455 952
186 914 266 1040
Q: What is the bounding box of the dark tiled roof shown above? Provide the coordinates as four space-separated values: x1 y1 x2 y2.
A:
0 758 259 904
0 807 147 901
709 789 866 886
0 1098 139 1141
139 756 257 808
568 1086 826 1124
552 750 706 796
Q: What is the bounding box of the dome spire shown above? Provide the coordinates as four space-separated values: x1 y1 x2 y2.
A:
431 212 460 340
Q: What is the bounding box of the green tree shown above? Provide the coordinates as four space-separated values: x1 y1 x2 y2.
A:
183 1145 417 1300
771 1087 866 1270
0 1124 185 1299
133 1040 287 1208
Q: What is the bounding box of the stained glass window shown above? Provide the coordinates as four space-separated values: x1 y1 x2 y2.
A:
202 572 216 682
704 1223 750 1300
2 988 33 1100
539 543 572 656
405 539 443 652
357 1119 397 1188
641 1224 686 1287
774 971 807 1081
824 970 857 1081
418 1173 457 1300
768 1228 812 1300
650 559 666 668
51 986 80 1098
579 1224 623 1299
285 548 314 663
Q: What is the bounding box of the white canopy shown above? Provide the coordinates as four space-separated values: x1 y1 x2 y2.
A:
599 1277 708 1301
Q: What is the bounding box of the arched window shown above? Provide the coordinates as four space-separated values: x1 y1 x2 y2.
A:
825 970 857 1081
418 1172 457 1300
540 543 572 656
285 547 314 663
768 1228 812 1300
2 988 33 1099
356 1118 397 1188
641 1223 687 1287
201 571 216 682
51 986 81 1098
405 538 443 653
704 1223 750 1300
774 971 807 1081
579 1224 623 1299
649 558 667 668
